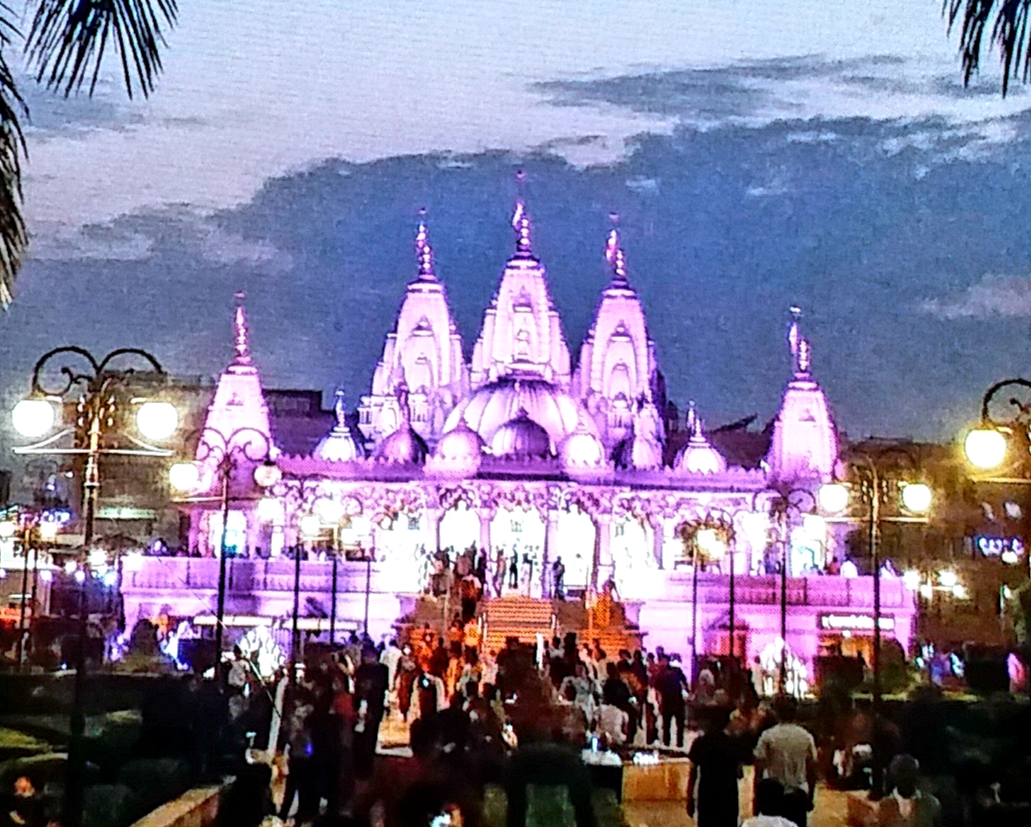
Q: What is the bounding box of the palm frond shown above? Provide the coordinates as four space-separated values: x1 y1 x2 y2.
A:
25 0 179 100
0 1 28 307
945 0 1031 96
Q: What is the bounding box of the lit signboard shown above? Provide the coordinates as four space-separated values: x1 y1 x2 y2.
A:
819 614 895 632
976 537 1024 558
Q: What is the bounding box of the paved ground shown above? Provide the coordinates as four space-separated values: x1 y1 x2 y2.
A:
624 769 852 827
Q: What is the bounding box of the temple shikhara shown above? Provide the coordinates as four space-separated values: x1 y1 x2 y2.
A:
122 199 916 692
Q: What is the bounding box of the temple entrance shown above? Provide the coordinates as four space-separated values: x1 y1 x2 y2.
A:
439 501 479 556
374 511 426 593
491 507 545 597
554 506 596 592
611 517 657 598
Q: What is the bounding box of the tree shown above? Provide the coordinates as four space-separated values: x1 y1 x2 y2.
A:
1 1 178 306
945 1 1031 96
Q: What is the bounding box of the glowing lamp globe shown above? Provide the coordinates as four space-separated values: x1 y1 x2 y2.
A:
696 528 718 552
818 483 849 514
169 462 201 492
952 583 968 600
939 569 958 589
299 513 322 538
314 497 345 524
12 398 56 438
0 521 16 540
964 428 1007 470
136 401 178 441
902 570 921 590
38 521 59 541
257 496 280 523
1001 549 1019 565
253 461 282 489
901 482 932 514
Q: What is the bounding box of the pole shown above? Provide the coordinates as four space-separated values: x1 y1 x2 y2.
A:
330 552 338 647
364 554 372 637
290 542 303 685
17 526 30 668
869 469 884 798
728 547 736 662
65 409 102 827
691 540 700 683
214 464 232 685
29 544 40 656
779 508 789 694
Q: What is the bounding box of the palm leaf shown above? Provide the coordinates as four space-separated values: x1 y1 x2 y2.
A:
0 1 28 307
25 0 179 100
945 0 1031 96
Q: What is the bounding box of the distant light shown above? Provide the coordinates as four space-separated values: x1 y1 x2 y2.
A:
122 552 145 573
88 549 107 567
964 428 1007 470
38 521 59 541
919 583 933 600
939 570 958 588
1002 549 1019 565
902 570 921 590
818 483 849 514
696 528 718 553
257 497 280 523
314 497 345 524
136 401 179 441
102 570 118 588
803 514 826 541
901 482 932 514
952 583 968 600
63 561 78 575
12 398 56 438
1002 585 1013 600
169 462 201 492
253 461 282 489
39 570 53 582
0 521 16 539
0 568 6 579
299 513 322 538
73 570 86 584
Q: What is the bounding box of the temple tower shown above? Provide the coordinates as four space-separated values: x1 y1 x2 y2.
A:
469 200 572 389
766 308 838 483
574 228 663 448
359 218 468 445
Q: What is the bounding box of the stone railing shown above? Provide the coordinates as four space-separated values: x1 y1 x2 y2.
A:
129 783 224 827
661 572 914 609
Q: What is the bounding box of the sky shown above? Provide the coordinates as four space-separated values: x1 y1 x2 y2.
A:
3 0 1031 462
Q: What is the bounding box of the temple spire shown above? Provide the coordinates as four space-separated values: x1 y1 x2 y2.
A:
686 400 703 440
233 290 251 364
395 380 411 427
512 198 533 256
605 228 629 285
788 305 811 378
415 209 436 280
333 388 347 429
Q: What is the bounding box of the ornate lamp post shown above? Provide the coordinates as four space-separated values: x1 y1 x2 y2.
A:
169 426 280 679
10 346 179 827
818 451 931 796
766 487 820 695
683 515 732 678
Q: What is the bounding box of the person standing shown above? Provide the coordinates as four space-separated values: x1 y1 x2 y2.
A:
687 706 748 827
353 646 389 778
753 695 818 827
279 686 318 823
508 552 519 590
552 556 566 599
654 654 689 748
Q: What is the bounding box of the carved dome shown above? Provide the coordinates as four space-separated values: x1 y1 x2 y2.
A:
444 376 597 448
374 424 429 464
434 419 484 463
489 411 552 460
559 423 605 468
673 405 726 475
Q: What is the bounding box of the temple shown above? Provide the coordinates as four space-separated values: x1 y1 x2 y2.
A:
121 202 916 693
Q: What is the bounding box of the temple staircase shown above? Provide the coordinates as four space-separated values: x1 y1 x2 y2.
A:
481 596 555 654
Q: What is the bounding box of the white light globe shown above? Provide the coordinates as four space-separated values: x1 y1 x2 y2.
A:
136 401 179 441
939 569 958 588
38 522 59 541
818 483 850 514
952 583 968 599
314 497 345 524
169 461 201 492
901 482 933 514
12 398 56 438
695 528 718 552
902 570 921 590
964 428 1007 470
253 462 282 489
1001 549 1019 565
918 583 933 600
299 513 322 538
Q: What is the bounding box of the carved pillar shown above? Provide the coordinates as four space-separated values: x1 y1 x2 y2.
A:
543 509 561 598
592 514 612 591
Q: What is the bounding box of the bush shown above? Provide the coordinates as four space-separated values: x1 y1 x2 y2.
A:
83 783 139 827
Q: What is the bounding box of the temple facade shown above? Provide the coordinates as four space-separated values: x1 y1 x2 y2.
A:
121 202 916 690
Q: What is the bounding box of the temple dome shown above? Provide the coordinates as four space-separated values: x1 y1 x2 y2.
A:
434 419 484 464
559 423 605 468
444 376 596 448
375 424 429 464
314 390 364 462
489 411 552 460
673 405 727 475
613 431 664 470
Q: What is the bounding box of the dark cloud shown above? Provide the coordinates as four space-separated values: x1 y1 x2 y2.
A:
6 106 1031 449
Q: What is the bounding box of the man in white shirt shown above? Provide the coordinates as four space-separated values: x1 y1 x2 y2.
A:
753 696 817 826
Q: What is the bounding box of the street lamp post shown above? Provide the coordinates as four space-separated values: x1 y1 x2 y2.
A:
169 426 280 682
766 488 819 695
687 518 731 680
10 346 179 827
819 453 931 797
